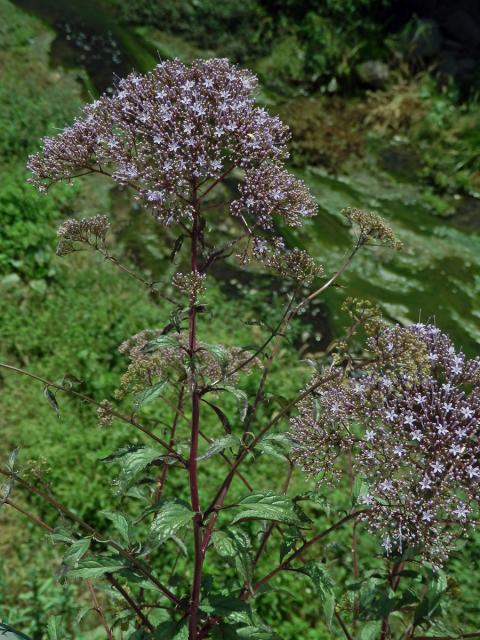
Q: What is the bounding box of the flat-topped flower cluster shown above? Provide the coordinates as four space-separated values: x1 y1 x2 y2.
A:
291 323 480 563
28 58 316 232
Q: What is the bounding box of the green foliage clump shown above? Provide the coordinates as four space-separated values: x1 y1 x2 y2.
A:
0 0 43 50
0 173 74 280
0 52 82 162
116 0 272 63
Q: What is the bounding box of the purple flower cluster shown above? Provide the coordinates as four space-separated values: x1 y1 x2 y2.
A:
28 58 316 231
291 323 480 563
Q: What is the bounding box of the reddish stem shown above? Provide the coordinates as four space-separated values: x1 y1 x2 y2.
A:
188 183 203 639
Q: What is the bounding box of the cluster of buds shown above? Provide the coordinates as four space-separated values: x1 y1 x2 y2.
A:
97 399 114 427
343 207 402 249
28 58 316 237
56 215 110 256
172 271 207 302
264 245 323 285
116 330 257 399
290 323 480 564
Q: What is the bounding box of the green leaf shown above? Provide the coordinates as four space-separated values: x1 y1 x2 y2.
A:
357 621 381 640
102 445 166 495
47 616 65 640
147 500 192 547
102 510 133 545
301 562 335 628
43 386 60 417
255 434 291 461
63 537 91 568
198 434 240 461
133 379 168 412
50 526 75 544
154 620 188 640
203 343 230 373
68 554 126 579
358 577 401 621
202 399 232 433
200 593 250 617
169 234 186 262
352 476 369 506
231 491 305 526
0 478 13 507
413 570 448 626
223 386 248 421
237 625 279 639
211 529 252 585
279 527 301 562
141 335 179 354
7 447 19 472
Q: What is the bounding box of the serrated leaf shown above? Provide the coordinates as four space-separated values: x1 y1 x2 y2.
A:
256 434 291 461
352 476 369 506
47 616 64 640
223 386 248 421
63 537 91 568
76 606 92 625
154 620 188 640
237 625 279 639
43 386 60 417
279 527 301 562
211 529 252 585
301 562 335 628
200 593 250 617
358 577 401 621
102 511 133 545
103 445 166 495
231 492 304 526
68 554 126 579
147 500 192 547
133 379 168 412
7 447 19 472
141 335 179 354
50 526 76 544
203 343 230 373
413 570 448 626
0 479 13 507
198 434 240 461
357 621 381 640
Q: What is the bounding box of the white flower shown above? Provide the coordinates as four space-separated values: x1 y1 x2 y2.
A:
419 477 432 490
454 504 469 520
404 413 415 427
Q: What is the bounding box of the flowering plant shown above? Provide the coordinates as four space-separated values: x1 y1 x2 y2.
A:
1 59 478 640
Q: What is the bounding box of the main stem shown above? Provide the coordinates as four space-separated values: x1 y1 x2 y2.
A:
188 183 203 639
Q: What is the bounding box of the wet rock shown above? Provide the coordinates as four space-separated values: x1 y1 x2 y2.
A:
356 60 390 89
410 18 442 59
453 195 480 230
379 144 421 181
443 9 480 50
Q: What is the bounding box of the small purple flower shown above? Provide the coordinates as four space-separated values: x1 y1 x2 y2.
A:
290 323 480 563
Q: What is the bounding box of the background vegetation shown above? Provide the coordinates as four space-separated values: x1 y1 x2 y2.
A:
1 0 480 637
